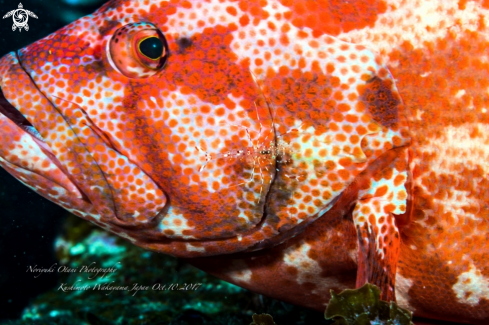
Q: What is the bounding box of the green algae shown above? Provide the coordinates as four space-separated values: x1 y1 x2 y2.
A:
325 284 413 325
250 313 277 325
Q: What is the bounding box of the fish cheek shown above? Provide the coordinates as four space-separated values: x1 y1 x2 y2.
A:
107 25 280 241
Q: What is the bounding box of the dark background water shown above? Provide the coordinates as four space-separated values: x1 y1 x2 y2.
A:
0 0 103 319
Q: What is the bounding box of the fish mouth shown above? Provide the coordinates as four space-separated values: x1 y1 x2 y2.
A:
0 52 88 203
0 58 52 159
0 86 49 144
0 87 32 129
0 50 170 228
0 51 47 141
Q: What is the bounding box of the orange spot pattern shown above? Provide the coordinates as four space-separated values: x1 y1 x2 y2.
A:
0 0 411 309
1 1 489 323
263 69 337 131
278 0 387 36
0 0 410 252
388 28 489 323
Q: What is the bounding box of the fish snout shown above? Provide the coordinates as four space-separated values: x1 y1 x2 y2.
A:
0 52 168 230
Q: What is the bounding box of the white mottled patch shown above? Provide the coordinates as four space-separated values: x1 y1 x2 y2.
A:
282 242 347 299
414 123 489 229
283 242 321 285
423 123 489 174
395 273 416 312
186 243 206 253
159 209 195 239
453 262 489 307
170 0 237 35
342 0 489 63
225 260 252 284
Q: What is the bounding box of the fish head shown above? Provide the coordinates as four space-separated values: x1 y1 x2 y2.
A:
0 0 410 256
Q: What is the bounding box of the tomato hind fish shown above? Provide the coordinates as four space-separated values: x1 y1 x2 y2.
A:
0 1 488 324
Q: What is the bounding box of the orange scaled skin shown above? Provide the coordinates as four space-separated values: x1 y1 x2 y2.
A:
0 1 489 324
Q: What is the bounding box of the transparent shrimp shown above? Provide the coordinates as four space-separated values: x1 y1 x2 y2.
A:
195 101 276 197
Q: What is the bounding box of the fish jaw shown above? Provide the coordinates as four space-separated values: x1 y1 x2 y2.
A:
0 52 89 212
0 51 168 234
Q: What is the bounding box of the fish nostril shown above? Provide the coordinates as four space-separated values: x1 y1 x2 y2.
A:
0 86 45 141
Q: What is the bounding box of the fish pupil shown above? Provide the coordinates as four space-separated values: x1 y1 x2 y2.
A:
139 37 163 60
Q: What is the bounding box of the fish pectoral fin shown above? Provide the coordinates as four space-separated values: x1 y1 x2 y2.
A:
352 151 409 302
353 201 400 302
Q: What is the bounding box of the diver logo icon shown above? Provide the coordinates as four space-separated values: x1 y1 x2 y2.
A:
2 3 38 32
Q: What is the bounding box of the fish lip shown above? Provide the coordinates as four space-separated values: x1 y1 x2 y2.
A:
0 86 47 143
0 50 48 141
11 51 166 226
0 84 87 197
0 53 90 203
0 85 33 129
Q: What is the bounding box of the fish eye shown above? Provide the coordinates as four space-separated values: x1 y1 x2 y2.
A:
108 23 168 78
138 37 164 60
